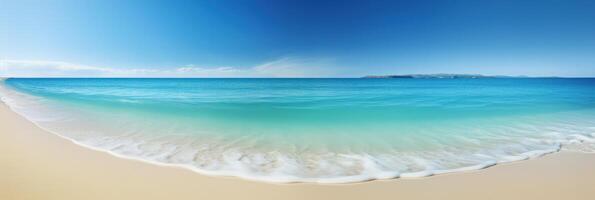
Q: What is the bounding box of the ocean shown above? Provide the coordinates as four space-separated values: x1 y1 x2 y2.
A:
1 78 594 183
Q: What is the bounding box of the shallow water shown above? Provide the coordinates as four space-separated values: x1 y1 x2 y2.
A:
1 78 594 183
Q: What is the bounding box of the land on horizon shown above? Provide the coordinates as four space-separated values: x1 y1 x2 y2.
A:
361 74 572 79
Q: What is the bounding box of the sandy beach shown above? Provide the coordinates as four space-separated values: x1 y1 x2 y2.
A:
1 102 595 200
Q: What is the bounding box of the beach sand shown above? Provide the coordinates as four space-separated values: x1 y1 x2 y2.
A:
1 102 594 200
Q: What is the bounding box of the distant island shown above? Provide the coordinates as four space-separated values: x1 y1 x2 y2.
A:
362 74 529 79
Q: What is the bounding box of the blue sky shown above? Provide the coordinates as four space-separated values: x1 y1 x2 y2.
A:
1 0 595 77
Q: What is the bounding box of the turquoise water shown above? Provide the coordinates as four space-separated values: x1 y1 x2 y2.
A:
1 78 595 182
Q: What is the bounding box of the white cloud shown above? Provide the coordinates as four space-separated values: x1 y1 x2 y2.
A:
253 57 336 77
0 60 114 77
174 65 242 76
0 57 337 78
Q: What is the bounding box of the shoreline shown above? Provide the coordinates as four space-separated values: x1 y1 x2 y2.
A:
0 97 564 183
2 101 595 199
0 89 566 184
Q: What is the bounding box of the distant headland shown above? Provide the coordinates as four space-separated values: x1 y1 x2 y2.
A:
362 74 530 79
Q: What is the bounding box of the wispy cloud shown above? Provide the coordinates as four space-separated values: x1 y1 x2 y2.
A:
252 57 336 77
0 57 338 78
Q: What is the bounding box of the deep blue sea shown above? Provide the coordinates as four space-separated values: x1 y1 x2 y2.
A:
1 78 594 183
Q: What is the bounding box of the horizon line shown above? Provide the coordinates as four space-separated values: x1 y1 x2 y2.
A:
3 76 595 79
